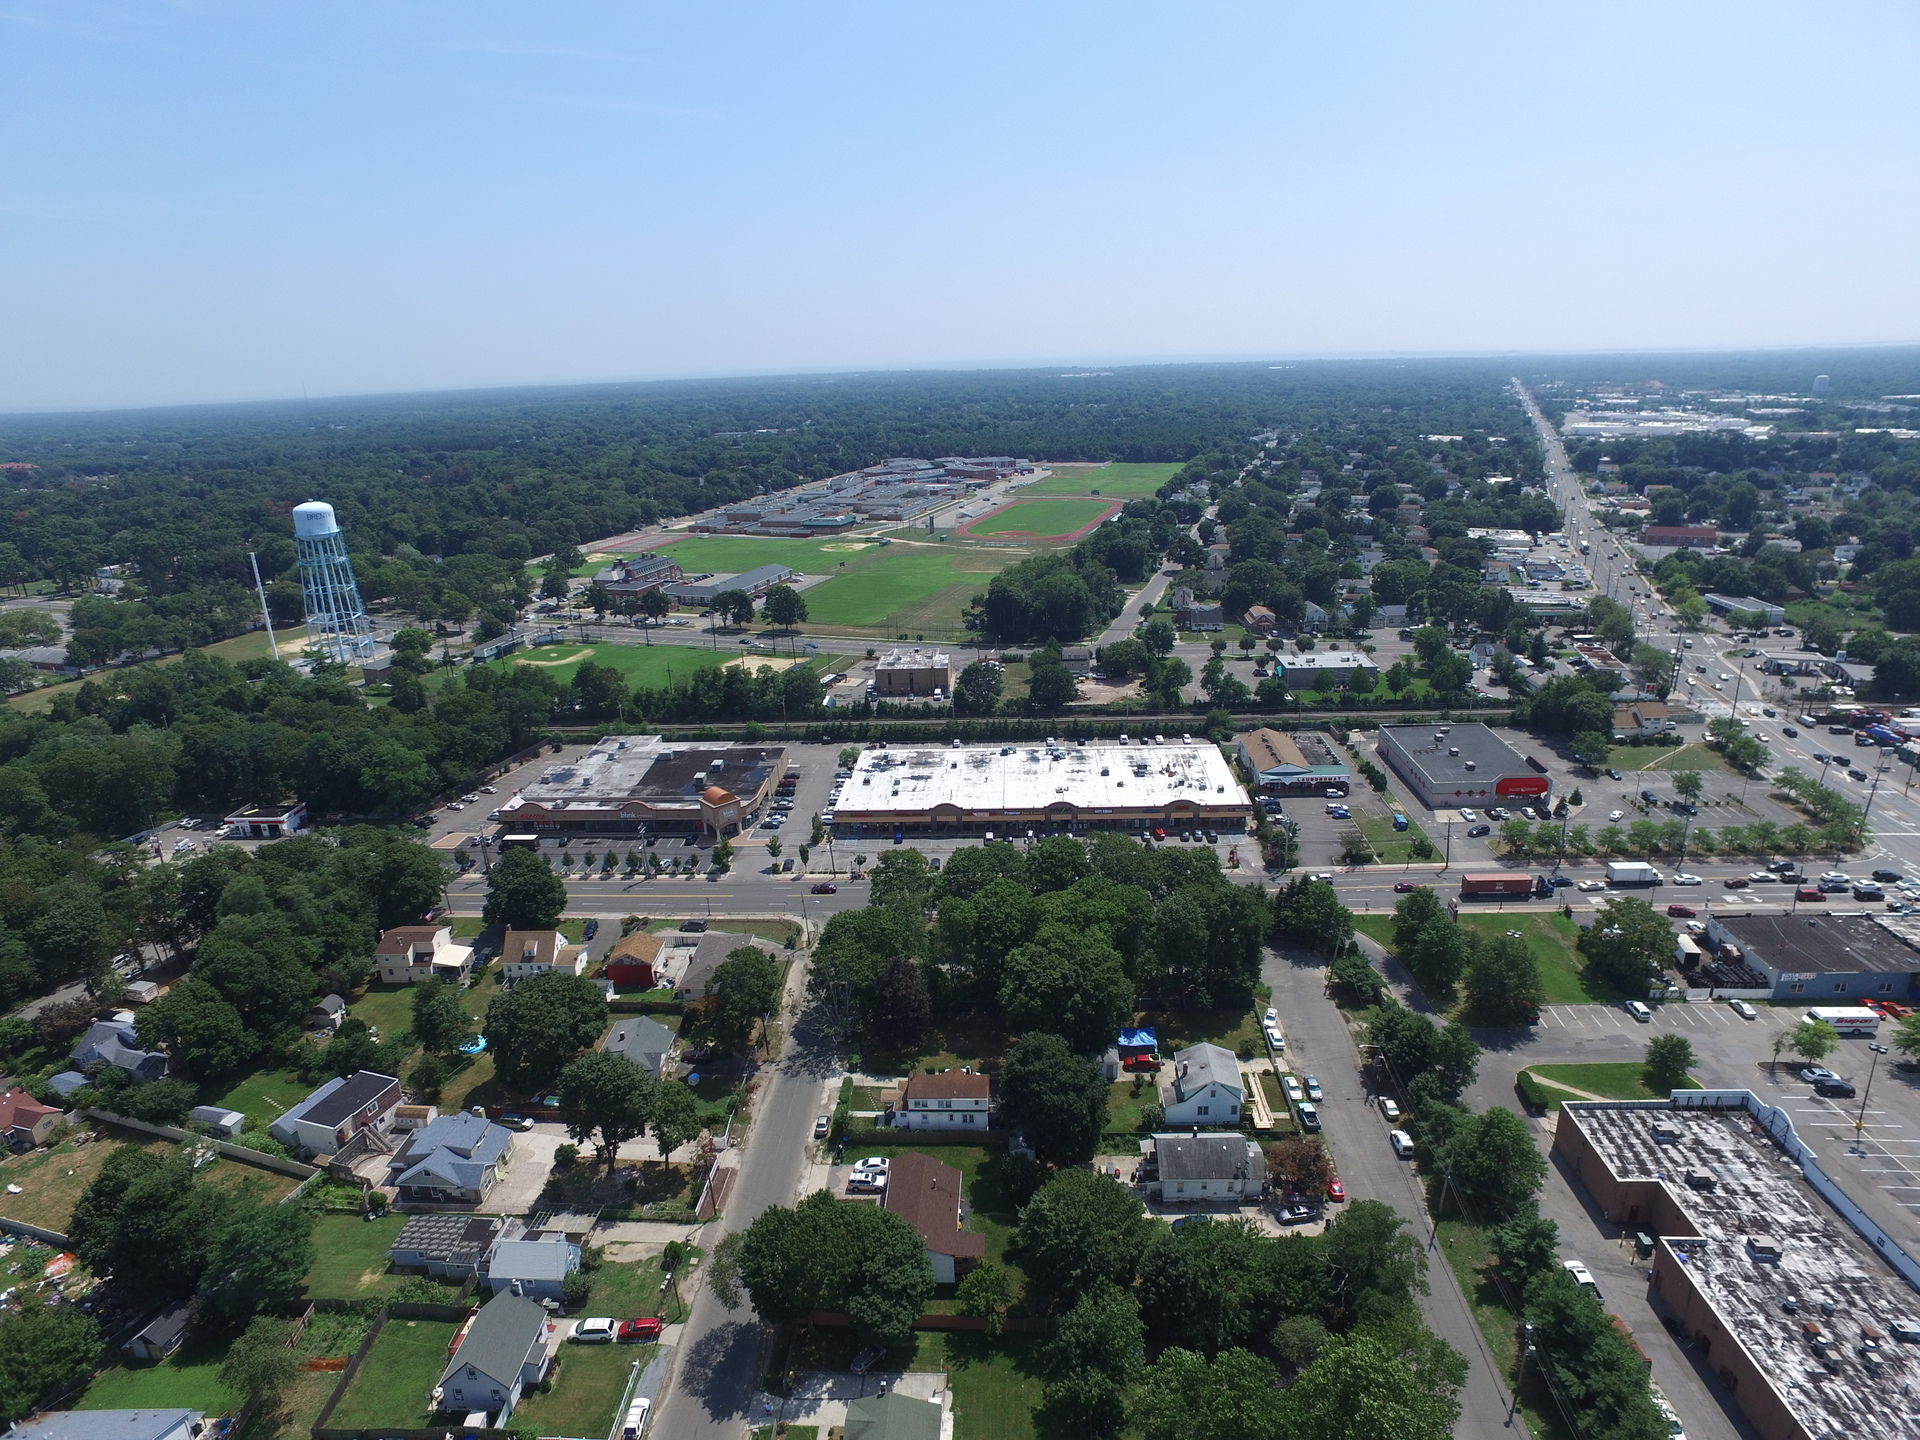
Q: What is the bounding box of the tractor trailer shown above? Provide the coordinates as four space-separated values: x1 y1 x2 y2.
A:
1606 862 1663 887
1459 874 1534 899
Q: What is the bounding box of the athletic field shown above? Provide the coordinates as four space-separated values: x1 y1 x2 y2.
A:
1020 461 1181 499
960 498 1116 541
650 535 1012 633
499 642 812 689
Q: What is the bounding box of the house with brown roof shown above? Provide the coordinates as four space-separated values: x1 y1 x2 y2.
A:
882 1152 986 1285
502 930 587 985
0 1086 61 1150
604 931 667 991
898 1070 991 1131
375 925 477 986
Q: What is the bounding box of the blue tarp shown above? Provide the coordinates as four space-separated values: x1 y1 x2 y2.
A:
1117 1028 1157 1051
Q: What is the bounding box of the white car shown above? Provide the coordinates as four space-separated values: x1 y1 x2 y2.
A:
1730 1000 1757 1020
1608 809 1624 822
1264 1025 1286 1051
1576 879 1605 892
1671 873 1703 886
1304 1075 1323 1101
851 1156 890 1174
1378 1096 1402 1121
1389 1129 1415 1158
1459 808 1477 821
1282 1075 1305 1102
1562 1259 1599 1294
572 1318 617 1343
1624 999 1653 1022
1264 1007 1277 1024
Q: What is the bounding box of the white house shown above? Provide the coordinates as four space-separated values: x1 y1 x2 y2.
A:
1159 1043 1244 1128
1148 1133 1265 1203
882 1153 986 1285
434 1292 557 1423
269 1070 402 1157
11 1413 206 1440
897 1070 991 1130
375 925 477 986
501 929 588 985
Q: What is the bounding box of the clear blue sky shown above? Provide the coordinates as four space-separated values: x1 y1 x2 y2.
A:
3 2 1916 412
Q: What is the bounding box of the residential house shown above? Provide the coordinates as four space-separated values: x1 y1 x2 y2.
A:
897 1070 991 1131
1374 603 1409 628
1300 601 1330 632
882 1153 986 1285
485 1234 582 1302
1159 1043 1244 1127
374 925 477 986
310 995 347 1033
390 1213 503 1279
1173 587 1223 632
71 1017 169 1084
122 1304 192 1362
844 1393 943 1440
1243 605 1278 635
434 1292 557 1422
1147 1133 1265 1203
604 931 666 990
187 1105 245 1138
10 1414 205 1440
1 1086 61 1150
501 929 588 985
603 1016 676 1080
387 1111 515 1208
672 932 771 1002
269 1070 402 1157
1614 702 1675 738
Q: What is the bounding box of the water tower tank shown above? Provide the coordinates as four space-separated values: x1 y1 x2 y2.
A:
293 501 341 539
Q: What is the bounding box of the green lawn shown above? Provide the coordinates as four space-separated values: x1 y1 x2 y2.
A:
1604 742 1726 775
80 1335 242 1414
9 624 308 713
966 499 1113 539
924 1331 1052 1440
498 641 756 690
346 986 418 1043
1020 461 1181 499
207 1068 313 1135
1433 1219 1574 1440
303 1212 410 1300
1105 1079 1158 1134
653 535 1014 635
1352 811 1436 865
644 917 801 948
514 1341 656 1438
1529 1061 1703 1103
326 1318 460 1429
1453 912 1610 1004
1135 1005 1263 1058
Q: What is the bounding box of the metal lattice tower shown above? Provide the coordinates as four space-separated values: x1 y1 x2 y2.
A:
292 501 375 665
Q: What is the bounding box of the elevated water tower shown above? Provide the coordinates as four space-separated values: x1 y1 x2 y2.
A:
293 501 375 665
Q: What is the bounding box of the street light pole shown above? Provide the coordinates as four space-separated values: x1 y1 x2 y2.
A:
1507 1323 1535 1427
1855 1042 1890 1152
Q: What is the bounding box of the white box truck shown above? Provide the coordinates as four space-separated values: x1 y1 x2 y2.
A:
1804 1007 1881 1037
1605 862 1662 887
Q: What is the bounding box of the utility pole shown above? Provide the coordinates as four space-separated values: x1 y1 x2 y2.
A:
248 552 279 661
1507 1322 1535 1427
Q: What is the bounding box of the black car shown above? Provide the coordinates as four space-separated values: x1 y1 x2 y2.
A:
1850 768 1870 781
1815 1079 1858 1099
1550 875 1574 887
1467 824 1491 837
1875 869 1905 882
1673 802 1698 816
1812 751 1831 763
1606 768 1623 780
1783 726 1799 738
583 918 599 940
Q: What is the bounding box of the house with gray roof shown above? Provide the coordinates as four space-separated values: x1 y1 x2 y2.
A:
387 1111 515 1208
390 1213 501 1278
121 1304 192 1362
71 1017 169 1083
9 1415 201 1440
1147 1133 1264 1203
602 1015 676 1079
269 1070 402 1157
844 1392 943 1440
434 1291 555 1422
1159 1043 1244 1128
485 1235 582 1302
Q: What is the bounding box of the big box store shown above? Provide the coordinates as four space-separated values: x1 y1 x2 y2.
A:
1376 723 1549 811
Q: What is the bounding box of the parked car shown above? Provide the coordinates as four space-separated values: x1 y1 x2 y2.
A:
1467 825 1491 838
1264 1025 1286 1050
1459 809 1477 821
1327 1178 1346 1202
571 1318 616 1343
1799 1067 1839 1085
1378 1096 1402 1121
680 918 709 932
584 918 600 940
1815 1079 1858 1099
1623 1000 1652 1022
1304 1075 1323 1101
1389 1129 1415 1158
1279 1201 1318 1223
813 1114 831 1138
1297 1103 1321 1133
1562 1259 1600 1296
1730 1000 1757 1020
1282 1075 1304 1102
498 1113 535 1131
618 1318 664 1343
1606 768 1623 780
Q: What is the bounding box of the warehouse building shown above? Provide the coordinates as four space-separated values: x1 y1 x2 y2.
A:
1555 1093 1920 1440
1275 651 1378 690
493 736 786 839
1375 723 1548 811
1701 912 1920 1003
831 738 1251 837
1703 594 1787 626
1233 728 1350 795
874 647 951 697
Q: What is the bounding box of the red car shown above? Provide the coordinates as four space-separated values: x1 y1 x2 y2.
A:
811 882 838 894
1393 881 1419 893
1326 1178 1346 1203
1797 887 1825 902
1884 1003 1911 1020
1666 904 1696 918
1722 876 1751 889
618 1318 664 1343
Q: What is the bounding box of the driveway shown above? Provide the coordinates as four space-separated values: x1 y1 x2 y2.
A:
483 1126 567 1214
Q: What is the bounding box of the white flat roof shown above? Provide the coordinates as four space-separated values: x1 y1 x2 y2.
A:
835 741 1248 818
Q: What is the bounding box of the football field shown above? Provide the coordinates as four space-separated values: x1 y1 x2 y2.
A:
1019 461 1181 499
